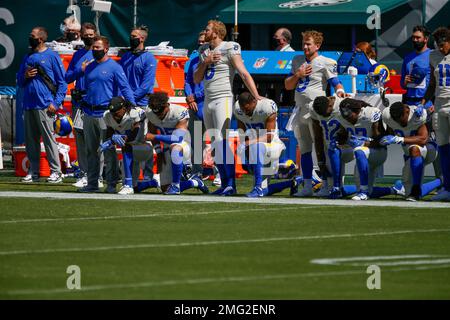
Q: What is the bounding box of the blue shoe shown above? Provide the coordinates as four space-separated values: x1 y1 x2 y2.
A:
211 187 226 195
190 174 209 194
246 186 266 198
105 184 117 194
290 176 304 196
164 184 180 195
328 187 343 199
78 185 100 193
220 186 237 196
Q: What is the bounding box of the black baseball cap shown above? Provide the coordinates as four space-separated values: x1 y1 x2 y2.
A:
108 96 126 113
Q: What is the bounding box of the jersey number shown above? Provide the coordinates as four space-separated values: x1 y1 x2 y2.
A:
296 76 310 93
205 66 215 80
393 129 417 146
320 119 340 141
347 127 368 137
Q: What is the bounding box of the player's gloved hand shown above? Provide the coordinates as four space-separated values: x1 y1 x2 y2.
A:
99 139 113 152
414 104 424 117
379 135 404 146
348 135 366 148
112 134 126 147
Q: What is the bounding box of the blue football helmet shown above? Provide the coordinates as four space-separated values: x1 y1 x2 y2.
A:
367 63 390 88
54 114 73 136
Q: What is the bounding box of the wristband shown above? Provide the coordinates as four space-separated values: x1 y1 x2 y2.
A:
335 88 345 96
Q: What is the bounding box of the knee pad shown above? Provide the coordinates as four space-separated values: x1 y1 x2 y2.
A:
353 146 370 158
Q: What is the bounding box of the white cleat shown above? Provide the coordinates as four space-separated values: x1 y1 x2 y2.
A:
431 190 450 202
351 192 369 201
98 179 104 188
213 173 221 186
153 174 162 191
72 176 87 188
293 188 314 197
118 185 134 195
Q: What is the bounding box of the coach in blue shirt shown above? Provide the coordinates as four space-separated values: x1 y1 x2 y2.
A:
120 25 156 107
65 22 97 187
78 35 136 193
17 26 67 184
401 26 431 106
120 25 156 181
185 30 206 176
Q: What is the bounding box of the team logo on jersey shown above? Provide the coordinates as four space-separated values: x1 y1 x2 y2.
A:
253 57 268 69
279 0 351 9
276 60 289 69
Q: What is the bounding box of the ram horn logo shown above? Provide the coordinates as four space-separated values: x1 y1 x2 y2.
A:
279 0 351 9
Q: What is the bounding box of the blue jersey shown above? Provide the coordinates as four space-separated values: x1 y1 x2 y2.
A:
120 51 156 107
17 48 67 110
184 52 205 119
83 58 136 117
401 49 431 102
65 48 93 91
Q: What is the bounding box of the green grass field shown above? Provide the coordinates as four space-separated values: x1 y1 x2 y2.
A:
0 171 449 299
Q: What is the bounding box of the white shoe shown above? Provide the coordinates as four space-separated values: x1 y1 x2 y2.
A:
314 186 330 197
293 187 313 197
392 180 405 197
47 172 62 184
352 192 369 201
431 190 450 202
72 176 87 188
213 173 221 186
118 185 134 195
98 180 104 188
22 174 35 183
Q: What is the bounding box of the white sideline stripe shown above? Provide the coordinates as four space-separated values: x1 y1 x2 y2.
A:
5 264 450 296
349 258 450 267
0 191 449 208
0 206 304 224
312 254 435 265
1 228 449 256
311 255 450 266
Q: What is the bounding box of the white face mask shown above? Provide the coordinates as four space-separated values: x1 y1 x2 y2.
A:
434 41 438 49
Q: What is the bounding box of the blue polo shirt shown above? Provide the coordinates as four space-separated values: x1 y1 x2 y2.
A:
401 49 431 102
120 51 156 107
83 58 136 117
17 48 67 110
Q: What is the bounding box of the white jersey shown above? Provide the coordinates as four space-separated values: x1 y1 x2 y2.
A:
290 55 338 104
336 106 382 138
199 41 241 100
234 98 281 141
309 96 344 145
430 50 450 105
382 105 427 137
103 107 147 143
145 104 189 137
